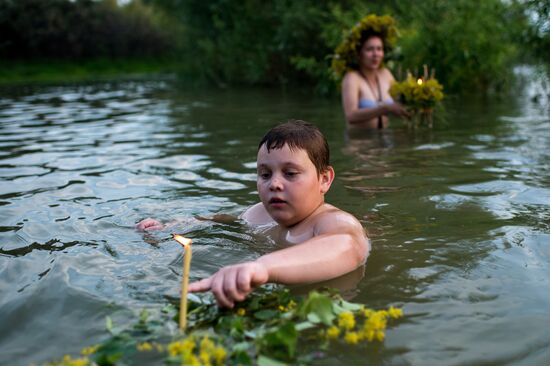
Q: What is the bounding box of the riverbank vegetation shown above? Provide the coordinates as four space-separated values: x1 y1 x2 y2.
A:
0 0 179 84
1 0 548 94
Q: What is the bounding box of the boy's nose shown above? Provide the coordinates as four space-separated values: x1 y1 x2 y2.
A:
269 177 283 191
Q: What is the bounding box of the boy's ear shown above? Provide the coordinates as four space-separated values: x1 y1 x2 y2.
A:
320 166 335 194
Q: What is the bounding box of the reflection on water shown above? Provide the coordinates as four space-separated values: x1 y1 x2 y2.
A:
0 66 549 365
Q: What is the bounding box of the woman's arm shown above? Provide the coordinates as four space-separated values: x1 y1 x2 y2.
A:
342 72 390 124
342 71 409 124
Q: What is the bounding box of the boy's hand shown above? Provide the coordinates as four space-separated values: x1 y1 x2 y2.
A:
135 218 165 231
188 262 269 308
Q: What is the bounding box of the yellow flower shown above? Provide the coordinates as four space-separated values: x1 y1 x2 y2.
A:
50 355 90 366
200 336 215 353
344 331 360 344
363 328 375 341
236 308 246 316
167 338 195 357
388 306 403 319
362 308 374 318
390 74 443 110
182 353 201 366
137 342 153 352
80 345 99 356
199 349 211 366
326 326 341 340
213 346 227 365
277 300 297 312
337 311 356 330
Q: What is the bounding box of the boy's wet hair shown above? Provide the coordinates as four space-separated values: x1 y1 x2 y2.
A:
258 120 330 174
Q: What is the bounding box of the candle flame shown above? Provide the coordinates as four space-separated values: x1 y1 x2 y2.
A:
417 78 423 85
173 234 192 247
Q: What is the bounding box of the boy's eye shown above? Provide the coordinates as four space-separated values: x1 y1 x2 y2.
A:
285 171 298 177
259 172 271 179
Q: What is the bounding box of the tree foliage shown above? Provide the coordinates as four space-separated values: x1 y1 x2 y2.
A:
147 0 537 94
0 0 175 60
394 0 527 92
1 0 543 93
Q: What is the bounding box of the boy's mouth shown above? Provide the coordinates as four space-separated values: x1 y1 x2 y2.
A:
269 198 287 205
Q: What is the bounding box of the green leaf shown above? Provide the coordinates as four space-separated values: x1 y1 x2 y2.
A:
233 341 252 352
105 316 114 333
294 321 315 331
254 309 279 320
298 291 335 326
161 303 175 313
95 352 123 366
333 299 363 314
306 312 321 324
139 308 149 323
258 354 289 366
232 350 253 365
259 322 298 359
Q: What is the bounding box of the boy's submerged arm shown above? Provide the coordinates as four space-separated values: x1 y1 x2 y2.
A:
257 212 369 284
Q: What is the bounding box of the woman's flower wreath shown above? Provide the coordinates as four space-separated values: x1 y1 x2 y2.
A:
331 14 398 80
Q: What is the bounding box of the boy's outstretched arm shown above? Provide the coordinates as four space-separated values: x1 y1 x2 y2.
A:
189 213 369 308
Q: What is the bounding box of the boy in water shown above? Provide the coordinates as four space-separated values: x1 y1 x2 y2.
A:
137 120 369 307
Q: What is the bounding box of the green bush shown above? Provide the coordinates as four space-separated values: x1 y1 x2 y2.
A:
148 0 535 94
0 0 175 60
394 0 526 93
2 0 540 93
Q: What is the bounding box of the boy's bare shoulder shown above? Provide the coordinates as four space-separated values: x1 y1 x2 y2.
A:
314 205 365 236
240 202 275 226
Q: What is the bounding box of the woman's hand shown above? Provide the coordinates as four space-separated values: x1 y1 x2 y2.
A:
385 103 411 118
135 218 165 231
188 262 269 308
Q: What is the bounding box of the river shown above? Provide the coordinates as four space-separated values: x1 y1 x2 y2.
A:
0 65 548 365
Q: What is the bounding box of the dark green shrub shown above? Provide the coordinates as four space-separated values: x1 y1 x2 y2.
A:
148 0 535 94
0 0 175 60
394 0 526 93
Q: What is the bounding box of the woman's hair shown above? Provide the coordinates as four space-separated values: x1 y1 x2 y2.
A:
359 31 385 53
258 120 330 175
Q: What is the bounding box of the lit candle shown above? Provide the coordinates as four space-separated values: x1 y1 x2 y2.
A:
172 234 192 330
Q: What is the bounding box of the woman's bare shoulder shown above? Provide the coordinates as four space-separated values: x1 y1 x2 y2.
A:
380 67 395 81
342 71 362 95
343 70 362 82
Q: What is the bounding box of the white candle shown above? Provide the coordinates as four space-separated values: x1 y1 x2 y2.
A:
173 234 192 330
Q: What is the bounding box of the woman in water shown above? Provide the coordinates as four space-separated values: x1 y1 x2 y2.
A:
340 30 409 129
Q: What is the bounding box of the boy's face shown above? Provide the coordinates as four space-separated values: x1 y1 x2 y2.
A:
256 143 333 227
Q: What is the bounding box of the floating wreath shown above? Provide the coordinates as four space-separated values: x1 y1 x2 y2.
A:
41 288 403 366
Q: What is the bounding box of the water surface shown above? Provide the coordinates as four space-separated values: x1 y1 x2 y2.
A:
0 67 549 365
